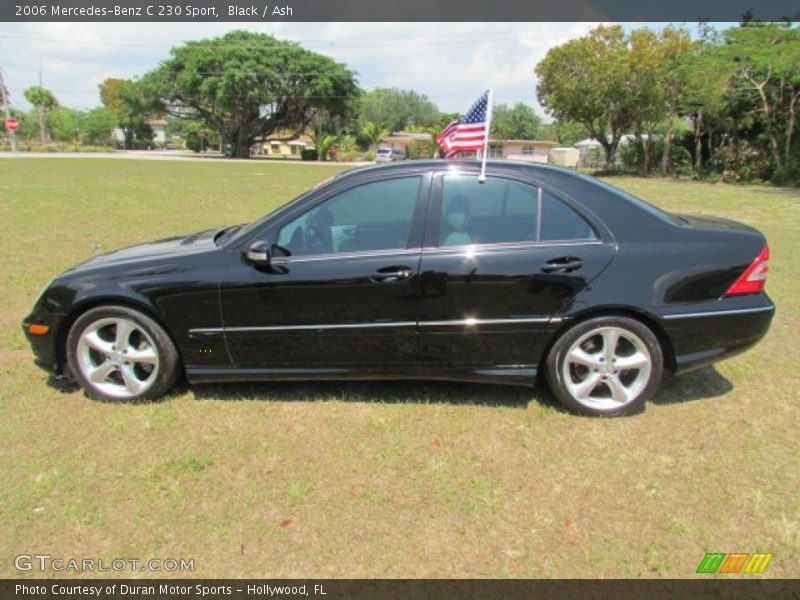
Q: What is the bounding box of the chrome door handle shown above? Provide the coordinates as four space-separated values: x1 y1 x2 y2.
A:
370 267 414 283
541 257 584 273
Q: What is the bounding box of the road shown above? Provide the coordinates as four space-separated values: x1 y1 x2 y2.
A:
0 149 370 165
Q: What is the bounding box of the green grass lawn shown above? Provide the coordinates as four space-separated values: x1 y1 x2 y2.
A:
1 158 798 578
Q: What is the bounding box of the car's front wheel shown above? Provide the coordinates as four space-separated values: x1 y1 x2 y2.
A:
545 316 663 416
66 305 180 402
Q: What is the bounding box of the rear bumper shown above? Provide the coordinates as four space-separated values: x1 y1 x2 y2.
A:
657 297 775 374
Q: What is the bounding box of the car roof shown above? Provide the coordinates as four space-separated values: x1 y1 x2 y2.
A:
336 160 680 241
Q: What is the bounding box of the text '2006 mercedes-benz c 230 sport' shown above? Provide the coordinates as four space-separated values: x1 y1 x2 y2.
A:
23 161 774 416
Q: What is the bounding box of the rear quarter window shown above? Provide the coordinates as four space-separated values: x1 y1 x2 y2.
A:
540 191 597 241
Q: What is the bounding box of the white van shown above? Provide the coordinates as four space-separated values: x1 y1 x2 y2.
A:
375 148 406 162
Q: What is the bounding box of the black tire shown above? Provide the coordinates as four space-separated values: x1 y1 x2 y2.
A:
545 316 663 417
66 305 180 402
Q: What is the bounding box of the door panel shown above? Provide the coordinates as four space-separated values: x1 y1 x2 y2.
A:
417 174 615 366
219 175 428 369
220 251 421 368
417 243 614 365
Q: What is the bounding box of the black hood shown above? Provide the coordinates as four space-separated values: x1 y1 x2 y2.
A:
65 227 224 273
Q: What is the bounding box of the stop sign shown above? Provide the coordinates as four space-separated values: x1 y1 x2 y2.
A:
4 117 19 131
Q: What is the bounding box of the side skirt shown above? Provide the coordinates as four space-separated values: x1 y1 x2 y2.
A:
185 365 539 388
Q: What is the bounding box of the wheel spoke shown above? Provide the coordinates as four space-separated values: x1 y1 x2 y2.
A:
115 319 135 349
573 372 602 399
602 329 620 360
126 346 158 365
615 351 649 371
88 361 117 383
567 347 601 369
83 331 114 356
607 375 630 404
120 365 144 394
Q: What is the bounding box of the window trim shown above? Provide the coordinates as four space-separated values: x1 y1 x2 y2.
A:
268 173 430 261
427 172 603 250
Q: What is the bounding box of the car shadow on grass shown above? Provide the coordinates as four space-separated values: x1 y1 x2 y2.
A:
46 366 733 412
188 366 732 412
651 367 733 406
188 378 541 409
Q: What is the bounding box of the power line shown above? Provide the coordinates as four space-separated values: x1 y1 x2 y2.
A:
0 30 539 49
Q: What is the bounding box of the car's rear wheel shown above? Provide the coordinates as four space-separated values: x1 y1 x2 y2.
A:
545 316 663 416
66 305 180 402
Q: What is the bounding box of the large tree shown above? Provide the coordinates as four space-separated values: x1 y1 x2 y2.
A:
138 30 360 158
720 24 800 172
626 28 667 175
535 25 637 169
657 26 698 174
23 86 58 144
491 103 542 140
81 107 117 145
358 87 439 133
99 78 163 148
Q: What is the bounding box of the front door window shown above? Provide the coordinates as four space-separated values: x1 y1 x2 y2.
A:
276 177 421 256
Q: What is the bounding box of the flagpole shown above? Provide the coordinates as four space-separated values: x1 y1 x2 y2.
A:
479 89 493 183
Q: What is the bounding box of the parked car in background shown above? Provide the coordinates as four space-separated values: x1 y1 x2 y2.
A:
375 148 406 162
23 161 774 416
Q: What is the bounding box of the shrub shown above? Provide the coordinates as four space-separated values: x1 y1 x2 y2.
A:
300 148 318 161
709 142 773 184
335 150 361 162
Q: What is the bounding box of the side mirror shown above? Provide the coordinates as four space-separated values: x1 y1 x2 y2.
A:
245 241 271 266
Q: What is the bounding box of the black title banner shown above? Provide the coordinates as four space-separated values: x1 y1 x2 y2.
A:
3 579 800 600
3 0 800 22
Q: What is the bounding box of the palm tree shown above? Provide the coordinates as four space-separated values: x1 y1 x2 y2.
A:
361 121 390 151
307 126 339 161
425 126 442 159
23 86 58 145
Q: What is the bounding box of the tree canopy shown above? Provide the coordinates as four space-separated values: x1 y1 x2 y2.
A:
536 25 636 168
99 78 163 148
358 87 439 133
137 30 361 158
491 103 542 140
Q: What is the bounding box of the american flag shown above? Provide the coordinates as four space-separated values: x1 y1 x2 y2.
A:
436 90 490 158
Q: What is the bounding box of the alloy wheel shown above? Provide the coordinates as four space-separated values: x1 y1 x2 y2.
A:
561 325 652 411
75 317 160 399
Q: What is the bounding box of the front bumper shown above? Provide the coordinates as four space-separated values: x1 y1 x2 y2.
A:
22 311 67 377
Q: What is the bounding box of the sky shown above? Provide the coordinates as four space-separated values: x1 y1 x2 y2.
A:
0 22 713 117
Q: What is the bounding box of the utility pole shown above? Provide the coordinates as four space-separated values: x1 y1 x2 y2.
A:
0 66 16 152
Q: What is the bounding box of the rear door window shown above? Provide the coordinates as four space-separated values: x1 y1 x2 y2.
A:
440 176 538 246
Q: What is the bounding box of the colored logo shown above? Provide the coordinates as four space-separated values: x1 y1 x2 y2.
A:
696 553 772 574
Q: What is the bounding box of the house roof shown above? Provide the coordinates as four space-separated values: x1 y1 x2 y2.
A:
264 132 312 143
492 139 558 146
380 131 432 142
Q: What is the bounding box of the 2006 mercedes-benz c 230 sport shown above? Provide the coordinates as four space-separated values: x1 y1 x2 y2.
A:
23 161 774 416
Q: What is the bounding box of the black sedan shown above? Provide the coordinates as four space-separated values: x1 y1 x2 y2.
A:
22 161 774 416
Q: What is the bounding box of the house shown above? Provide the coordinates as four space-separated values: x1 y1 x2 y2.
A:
262 132 312 158
451 139 558 163
378 131 433 154
147 119 168 144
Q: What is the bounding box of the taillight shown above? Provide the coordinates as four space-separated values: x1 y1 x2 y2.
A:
725 244 769 296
